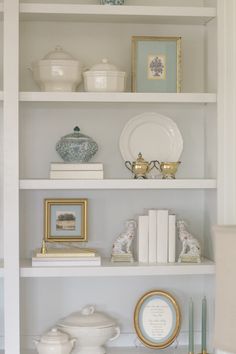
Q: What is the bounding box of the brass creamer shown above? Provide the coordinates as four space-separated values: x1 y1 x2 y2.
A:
156 161 181 179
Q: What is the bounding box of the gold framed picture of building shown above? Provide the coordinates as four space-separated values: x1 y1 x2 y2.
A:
44 198 87 242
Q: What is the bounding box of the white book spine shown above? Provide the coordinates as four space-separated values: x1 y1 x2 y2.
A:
148 210 157 263
168 215 176 263
156 210 169 263
51 163 103 171
137 216 149 263
50 170 104 179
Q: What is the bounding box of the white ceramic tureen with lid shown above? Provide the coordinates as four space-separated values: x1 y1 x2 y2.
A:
83 58 126 92
33 327 76 354
30 46 83 91
57 305 120 354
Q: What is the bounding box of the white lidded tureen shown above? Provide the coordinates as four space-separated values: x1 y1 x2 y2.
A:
30 46 83 92
57 305 120 354
83 58 126 92
33 327 76 354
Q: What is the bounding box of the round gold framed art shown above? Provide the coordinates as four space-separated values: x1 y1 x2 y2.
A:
134 290 181 349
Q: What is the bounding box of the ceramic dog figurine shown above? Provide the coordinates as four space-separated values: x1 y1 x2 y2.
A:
112 219 136 254
177 220 201 263
111 219 136 262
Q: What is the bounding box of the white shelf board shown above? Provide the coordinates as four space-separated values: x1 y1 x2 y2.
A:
20 258 215 278
19 179 217 190
19 92 217 104
22 347 190 354
19 4 216 25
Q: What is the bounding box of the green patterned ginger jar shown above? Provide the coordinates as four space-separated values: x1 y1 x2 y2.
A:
56 126 98 163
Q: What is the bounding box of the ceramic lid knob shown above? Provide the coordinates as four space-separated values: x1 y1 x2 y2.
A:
81 305 95 315
90 58 119 72
43 46 75 60
40 328 70 344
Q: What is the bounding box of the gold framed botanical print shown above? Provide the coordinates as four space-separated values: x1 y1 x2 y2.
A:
131 36 181 93
134 290 181 349
44 198 87 242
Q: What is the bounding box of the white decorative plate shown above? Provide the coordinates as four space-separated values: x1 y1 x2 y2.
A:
119 112 183 162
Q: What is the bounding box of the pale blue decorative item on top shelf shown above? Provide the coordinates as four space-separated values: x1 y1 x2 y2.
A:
56 126 98 163
100 0 124 5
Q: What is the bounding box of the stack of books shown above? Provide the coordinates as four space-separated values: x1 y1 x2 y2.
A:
50 163 104 179
137 209 176 264
32 247 101 267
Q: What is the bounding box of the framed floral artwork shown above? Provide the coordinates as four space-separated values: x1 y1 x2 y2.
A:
44 199 87 242
131 36 181 93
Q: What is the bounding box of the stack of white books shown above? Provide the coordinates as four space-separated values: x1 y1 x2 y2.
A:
50 162 104 179
137 210 176 264
32 247 101 267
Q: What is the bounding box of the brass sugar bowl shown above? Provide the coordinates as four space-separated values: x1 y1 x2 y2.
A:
125 153 156 179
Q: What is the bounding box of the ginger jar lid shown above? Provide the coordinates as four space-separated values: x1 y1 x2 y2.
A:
40 328 70 344
58 305 117 328
43 45 75 60
89 58 120 72
60 126 92 142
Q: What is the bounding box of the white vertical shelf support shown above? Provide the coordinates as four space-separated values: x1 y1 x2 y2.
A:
217 0 236 224
3 0 20 354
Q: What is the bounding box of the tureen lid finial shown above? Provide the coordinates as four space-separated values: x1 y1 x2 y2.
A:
74 126 80 132
81 305 95 316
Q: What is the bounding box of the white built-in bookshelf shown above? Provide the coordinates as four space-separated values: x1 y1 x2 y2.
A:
2 1 236 354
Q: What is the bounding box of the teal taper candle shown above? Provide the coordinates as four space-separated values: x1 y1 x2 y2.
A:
189 298 194 354
201 297 207 353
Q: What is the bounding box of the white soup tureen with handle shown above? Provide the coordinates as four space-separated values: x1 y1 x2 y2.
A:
30 46 83 92
57 305 120 354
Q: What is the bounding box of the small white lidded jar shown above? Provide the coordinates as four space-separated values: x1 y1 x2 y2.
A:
30 46 83 92
83 58 126 92
33 327 76 354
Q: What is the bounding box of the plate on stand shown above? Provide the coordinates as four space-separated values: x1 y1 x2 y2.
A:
119 112 183 162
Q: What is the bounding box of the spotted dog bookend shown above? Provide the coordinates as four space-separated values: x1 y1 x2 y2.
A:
177 220 201 263
111 219 137 262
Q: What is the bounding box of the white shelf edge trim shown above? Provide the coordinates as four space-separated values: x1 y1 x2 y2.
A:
19 4 216 19
20 258 215 278
20 346 198 354
19 92 217 103
19 179 217 190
